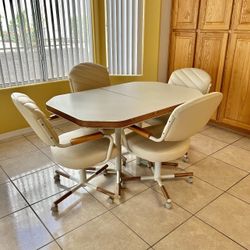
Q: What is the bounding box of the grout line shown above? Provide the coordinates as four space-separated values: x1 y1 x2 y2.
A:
151 215 195 248
194 215 248 250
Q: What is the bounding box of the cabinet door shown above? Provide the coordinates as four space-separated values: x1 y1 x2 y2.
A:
172 0 200 29
219 33 250 131
231 0 250 30
168 31 196 76
199 0 234 30
195 32 228 92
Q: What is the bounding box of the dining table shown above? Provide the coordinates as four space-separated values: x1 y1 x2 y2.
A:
46 81 202 197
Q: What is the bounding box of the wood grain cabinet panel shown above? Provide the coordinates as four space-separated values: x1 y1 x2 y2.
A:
195 32 228 92
172 0 200 29
168 32 196 75
219 33 250 130
231 0 250 30
199 0 234 30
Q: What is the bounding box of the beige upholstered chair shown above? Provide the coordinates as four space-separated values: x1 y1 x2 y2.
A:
11 93 118 213
146 68 212 163
168 68 211 94
69 62 111 92
148 68 212 126
69 62 128 165
123 92 223 208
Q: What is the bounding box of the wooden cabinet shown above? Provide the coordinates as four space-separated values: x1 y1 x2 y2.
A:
231 0 250 30
172 0 200 29
194 32 228 92
169 32 196 73
219 33 250 130
168 0 250 132
199 0 234 30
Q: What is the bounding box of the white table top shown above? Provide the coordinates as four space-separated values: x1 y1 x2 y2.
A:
46 82 202 128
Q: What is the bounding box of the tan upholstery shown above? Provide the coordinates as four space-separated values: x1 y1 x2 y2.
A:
146 68 212 126
11 92 118 169
69 63 111 92
127 125 189 162
12 92 119 212
161 92 223 141
51 128 118 169
11 93 59 146
168 68 211 94
124 92 223 208
127 92 222 161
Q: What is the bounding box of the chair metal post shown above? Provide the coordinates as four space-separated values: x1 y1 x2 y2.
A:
115 128 122 196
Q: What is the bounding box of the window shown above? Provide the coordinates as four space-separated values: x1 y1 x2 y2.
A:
105 0 144 76
0 0 93 88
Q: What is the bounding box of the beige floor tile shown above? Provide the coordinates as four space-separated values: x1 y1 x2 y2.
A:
233 137 250 151
154 217 244 250
13 166 75 204
32 189 107 238
86 173 149 209
0 150 54 179
40 241 61 250
201 126 242 144
212 145 250 172
190 133 227 155
187 157 247 191
228 175 250 203
0 207 53 250
0 137 37 161
197 193 250 249
152 177 222 214
112 189 191 245
0 167 9 184
57 212 149 250
0 182 28 218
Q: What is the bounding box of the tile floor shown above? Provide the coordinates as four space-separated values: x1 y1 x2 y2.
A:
0 123 249 250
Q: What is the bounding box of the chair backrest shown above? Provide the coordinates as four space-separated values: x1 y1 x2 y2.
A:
11 93 59 146
161 92 223 141
69 62 111 92
168 68 211 94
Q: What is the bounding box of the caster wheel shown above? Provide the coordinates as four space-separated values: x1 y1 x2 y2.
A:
107 197 114 204
51 204 58 213
54 174 60 183
187 176 193 184
164 199 172 209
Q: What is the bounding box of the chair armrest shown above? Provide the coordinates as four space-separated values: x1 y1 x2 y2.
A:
127 125 152 139
70 132 104 145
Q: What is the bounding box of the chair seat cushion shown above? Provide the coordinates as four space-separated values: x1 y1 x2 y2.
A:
126 125 190 163
51 128 118 169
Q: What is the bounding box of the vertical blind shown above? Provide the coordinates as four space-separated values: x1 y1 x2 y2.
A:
0 0 93 88
105 0 144 76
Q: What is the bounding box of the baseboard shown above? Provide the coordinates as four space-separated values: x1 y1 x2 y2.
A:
0 118 68 141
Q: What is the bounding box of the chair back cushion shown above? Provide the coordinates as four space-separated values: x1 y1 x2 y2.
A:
162 92 223 141
69 63 110 92
11 93 59 146
168 68 211 94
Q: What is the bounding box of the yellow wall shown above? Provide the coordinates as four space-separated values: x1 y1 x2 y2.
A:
0 81 70 134
1 0 162 134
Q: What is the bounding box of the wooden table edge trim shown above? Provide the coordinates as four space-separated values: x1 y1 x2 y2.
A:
46 104 179 128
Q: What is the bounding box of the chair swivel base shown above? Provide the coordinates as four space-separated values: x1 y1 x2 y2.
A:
52 165 119 213
122 171 193 209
